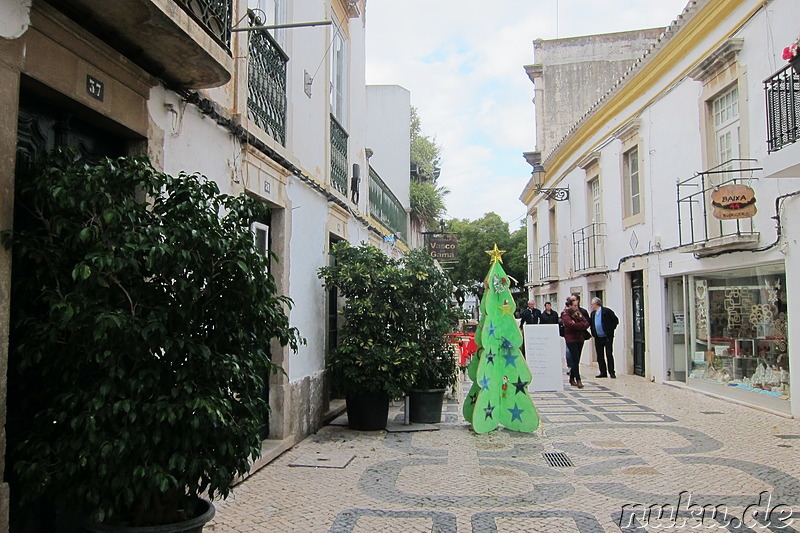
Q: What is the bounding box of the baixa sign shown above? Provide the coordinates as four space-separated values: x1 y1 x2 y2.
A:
427 234 458 262
711 184 757 220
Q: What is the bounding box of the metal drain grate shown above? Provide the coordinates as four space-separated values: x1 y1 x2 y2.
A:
543 452 574 467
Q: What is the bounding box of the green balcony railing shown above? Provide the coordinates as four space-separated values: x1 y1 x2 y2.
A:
247 13 288 145
330 115 349 196
174 0 233 51
368 166 407 241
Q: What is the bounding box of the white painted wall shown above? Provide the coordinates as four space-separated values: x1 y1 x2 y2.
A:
286 181 330 382
366 85 412 209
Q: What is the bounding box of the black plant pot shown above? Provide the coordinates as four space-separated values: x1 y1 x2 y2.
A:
791 55 800 76
346 391 390 430
408 388 446 424
84 499 215 533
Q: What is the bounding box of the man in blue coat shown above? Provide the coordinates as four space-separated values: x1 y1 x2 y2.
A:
590 297 619 378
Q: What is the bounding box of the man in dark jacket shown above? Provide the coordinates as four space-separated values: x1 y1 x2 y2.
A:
539 301 559 324
519 300 541 326
590 297 620 378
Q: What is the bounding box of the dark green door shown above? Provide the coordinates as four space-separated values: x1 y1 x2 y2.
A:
631 271 646 377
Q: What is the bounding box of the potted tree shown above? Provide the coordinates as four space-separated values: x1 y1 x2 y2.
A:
3 151 301 531
318 242 421 430
403 249 458 424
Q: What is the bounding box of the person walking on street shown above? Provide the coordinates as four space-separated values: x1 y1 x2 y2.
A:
590 297 619 378
563 293 590 372
520 300 541 326
561 296 590 388
539 302 559 324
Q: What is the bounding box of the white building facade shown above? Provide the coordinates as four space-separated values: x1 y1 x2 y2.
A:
0 0 416 524
522 0 800 417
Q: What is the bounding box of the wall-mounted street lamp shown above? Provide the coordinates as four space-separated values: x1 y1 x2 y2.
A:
531 163 569 201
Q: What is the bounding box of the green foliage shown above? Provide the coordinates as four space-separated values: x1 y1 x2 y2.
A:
410 180 450 231
410 106 442 183
446 214 527 298
403 248 458 390
3 151 301 526
318 243 456 397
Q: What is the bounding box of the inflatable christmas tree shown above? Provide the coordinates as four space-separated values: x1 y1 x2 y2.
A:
462 245 539 433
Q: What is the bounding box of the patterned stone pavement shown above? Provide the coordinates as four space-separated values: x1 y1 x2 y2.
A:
206 366 800 532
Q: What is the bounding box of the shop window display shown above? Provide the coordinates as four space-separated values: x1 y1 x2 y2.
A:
688 267 789 400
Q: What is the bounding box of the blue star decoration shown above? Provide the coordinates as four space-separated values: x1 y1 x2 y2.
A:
484 402 495 420
486 322 498 338
503 352 518 368
501 338 514 351
513 377 529 394
508 403 524 422
479 374 491 390
485 350 496 365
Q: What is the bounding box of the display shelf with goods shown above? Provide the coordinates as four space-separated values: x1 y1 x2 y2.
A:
687 268 789 401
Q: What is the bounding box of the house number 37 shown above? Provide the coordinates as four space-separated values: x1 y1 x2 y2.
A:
86 75 105 102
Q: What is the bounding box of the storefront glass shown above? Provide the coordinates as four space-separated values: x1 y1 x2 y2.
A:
687 265 789 401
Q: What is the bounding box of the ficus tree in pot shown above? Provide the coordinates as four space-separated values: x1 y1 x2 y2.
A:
401 249 458 423
318 243 456 427
317 242 421 428
3 151 301 528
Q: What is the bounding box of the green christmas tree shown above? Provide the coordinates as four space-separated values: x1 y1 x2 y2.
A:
462 245 539 433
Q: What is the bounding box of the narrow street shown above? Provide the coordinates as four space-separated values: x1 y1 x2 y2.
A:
207 367 800 532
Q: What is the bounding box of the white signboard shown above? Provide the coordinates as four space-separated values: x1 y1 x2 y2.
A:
523 324 564 392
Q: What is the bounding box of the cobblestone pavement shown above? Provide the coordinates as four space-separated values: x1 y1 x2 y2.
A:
206 366 800 532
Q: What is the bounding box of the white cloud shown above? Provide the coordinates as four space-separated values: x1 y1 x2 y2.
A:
366 0 691 222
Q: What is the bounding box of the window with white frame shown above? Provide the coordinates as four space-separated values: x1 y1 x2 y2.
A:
588 177 601 223
623 146 641 218
252 221 269 257
248 0 286 47
330 17 347 123
712 85 740 172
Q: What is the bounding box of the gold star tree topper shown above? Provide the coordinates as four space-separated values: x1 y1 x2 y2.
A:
485 244 506 264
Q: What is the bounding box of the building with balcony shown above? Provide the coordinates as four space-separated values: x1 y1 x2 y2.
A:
520 0 800 418
0 0 417 527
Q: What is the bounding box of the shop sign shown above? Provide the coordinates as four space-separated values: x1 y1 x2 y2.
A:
711 184 757 220
426 234 458 262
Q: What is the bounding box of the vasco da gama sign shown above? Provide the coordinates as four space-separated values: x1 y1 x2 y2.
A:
711 184 757 220
426 234 458 262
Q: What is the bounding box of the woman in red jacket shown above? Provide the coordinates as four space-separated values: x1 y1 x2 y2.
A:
561 296 590 388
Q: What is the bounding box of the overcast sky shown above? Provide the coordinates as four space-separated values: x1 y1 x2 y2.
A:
365 0 691 227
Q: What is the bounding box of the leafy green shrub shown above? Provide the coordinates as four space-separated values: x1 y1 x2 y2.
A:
318 243 456 397
3 151 301 526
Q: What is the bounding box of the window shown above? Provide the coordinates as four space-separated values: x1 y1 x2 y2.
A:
248 0 286 47
330 17 347 122
712 86 740 172
251 222 269 257
623 146 641 218
588 177 601 223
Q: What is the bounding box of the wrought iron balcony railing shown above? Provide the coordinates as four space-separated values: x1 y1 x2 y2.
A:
175 0 233 51
330 115 349 196
573 223 606 272
538 242 558 281
368 166 408 241
247 13 288 146
764 63 800 153
677 159 761 247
